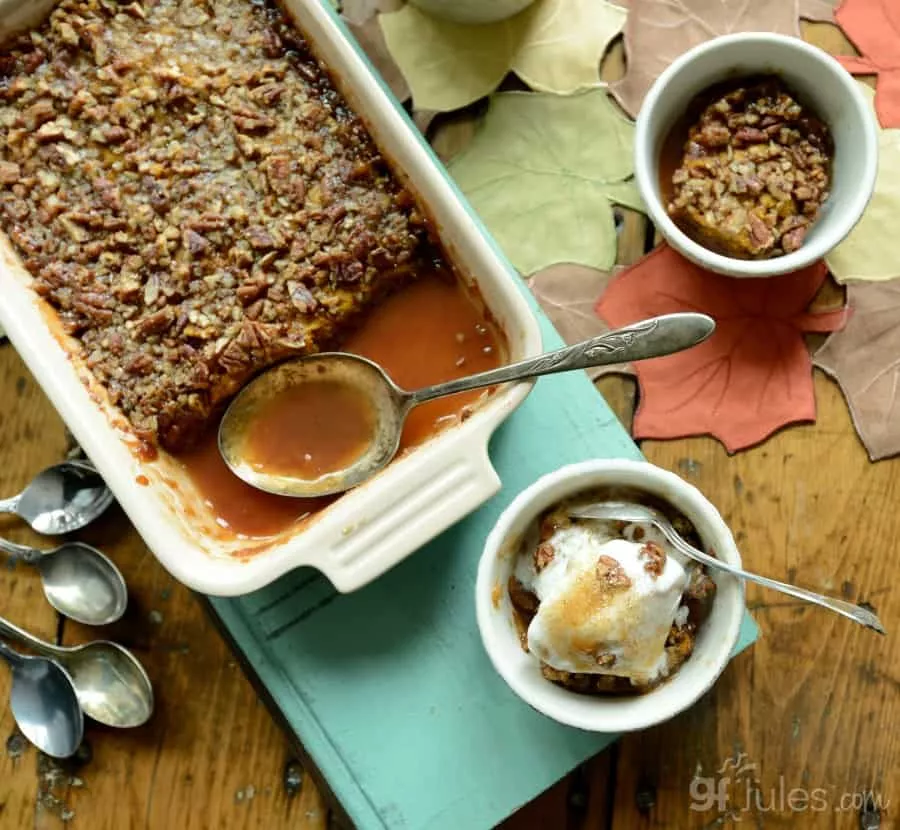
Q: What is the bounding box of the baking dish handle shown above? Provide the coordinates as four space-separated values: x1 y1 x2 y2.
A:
311 439 501 593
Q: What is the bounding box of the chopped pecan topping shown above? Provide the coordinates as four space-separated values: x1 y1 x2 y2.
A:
0 0 434 452
667 77 832 260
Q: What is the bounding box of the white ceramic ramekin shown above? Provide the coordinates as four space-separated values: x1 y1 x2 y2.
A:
0 1 542 596
634 32 878 278
475 459 745 732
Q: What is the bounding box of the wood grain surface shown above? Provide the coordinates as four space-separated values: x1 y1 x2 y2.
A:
0 19 895 830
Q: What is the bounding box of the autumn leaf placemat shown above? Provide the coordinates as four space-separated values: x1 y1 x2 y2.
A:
340 0 900 462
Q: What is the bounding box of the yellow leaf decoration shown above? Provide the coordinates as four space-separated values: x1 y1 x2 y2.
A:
379 0 627 113
510 0 627 95
826 83 900 283
449 89 644 275
379 6 530 113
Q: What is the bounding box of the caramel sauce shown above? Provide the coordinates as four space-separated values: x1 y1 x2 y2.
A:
175 273 504 538
658 113 691 206
176 437 329 538
241 379 377 479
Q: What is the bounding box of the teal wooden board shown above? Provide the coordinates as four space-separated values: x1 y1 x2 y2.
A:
209 298 759 830
208 7 758 826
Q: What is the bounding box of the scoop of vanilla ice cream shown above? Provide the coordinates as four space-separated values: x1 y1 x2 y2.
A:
517 520 690 685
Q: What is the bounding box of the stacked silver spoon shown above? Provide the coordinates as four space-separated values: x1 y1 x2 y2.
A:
0 460 154 757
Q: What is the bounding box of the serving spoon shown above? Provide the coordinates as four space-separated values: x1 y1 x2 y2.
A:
219 312 716 498
0 640 83 758
570 501 886 634
0 615 153 728
0 537 128 626
0 0 58 45
0 460 113 535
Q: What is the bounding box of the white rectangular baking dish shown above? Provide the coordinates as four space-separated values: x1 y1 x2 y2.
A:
0 0 542 595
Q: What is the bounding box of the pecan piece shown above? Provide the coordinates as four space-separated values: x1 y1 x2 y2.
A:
533 542 555 572
22 49 46 74
782 225 807 253
231 112 276 133
508 576 539 615
639 541 667 577
25 99 56 129
216 338 251 374
696 123 730 148
597 555 631 589
246 226 278 249
686 569 717 602
236 278 268 305
733 126 768 144
34 121 66 143
287 280 317 313
135 307 173 337
189 214 228 232
748 213 775 252
0 162 21 185
183 228 210 257
125 353 155 375
250 82 285 106
100 125 129 144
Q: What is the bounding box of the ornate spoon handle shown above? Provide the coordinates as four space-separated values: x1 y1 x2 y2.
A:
407 313 714 406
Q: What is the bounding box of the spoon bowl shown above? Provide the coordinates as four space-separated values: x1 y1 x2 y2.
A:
0 615 153 728
0 538 128 626
0 461 113 535
220 313 717 498
38 542 129 626
220 353 407 498
59 641 154 728
0 641 83 758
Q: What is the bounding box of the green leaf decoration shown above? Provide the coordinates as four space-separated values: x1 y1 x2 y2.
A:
448 89 644 274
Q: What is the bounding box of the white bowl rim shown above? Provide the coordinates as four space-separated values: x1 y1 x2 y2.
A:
475 458 746 732
634 31 879 278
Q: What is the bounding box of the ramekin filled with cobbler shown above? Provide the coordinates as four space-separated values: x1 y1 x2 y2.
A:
633 33 877 278
475 459 745 733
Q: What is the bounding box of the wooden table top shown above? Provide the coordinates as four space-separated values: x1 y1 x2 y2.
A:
0 18 896 830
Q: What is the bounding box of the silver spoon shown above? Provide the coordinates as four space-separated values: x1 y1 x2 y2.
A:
0 0 59 46
0 460 113 535
570 501 886 635
0 640 83 758
0 537 127 626
219 312 716 498
0 615 153 728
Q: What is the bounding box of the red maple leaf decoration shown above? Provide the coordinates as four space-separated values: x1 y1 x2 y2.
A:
595 245 848 452
835 0 900 128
